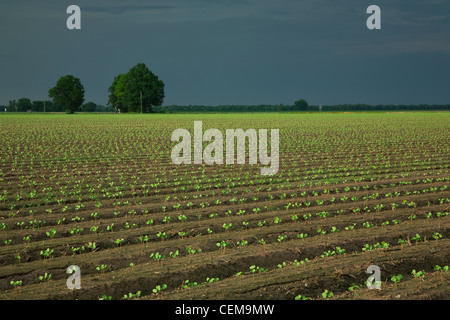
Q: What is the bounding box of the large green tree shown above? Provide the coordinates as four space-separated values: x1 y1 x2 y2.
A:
107 73 126 112
48 75 85 114
108 63 165 113
17 98 32 112
294 99 308 111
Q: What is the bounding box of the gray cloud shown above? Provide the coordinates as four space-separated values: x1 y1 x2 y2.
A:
0 0 449 106
83 5 174 15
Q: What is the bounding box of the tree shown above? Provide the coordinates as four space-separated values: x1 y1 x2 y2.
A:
7 100 17 112
81 102 97 112
17 98 32 112
108 63 164 113
32 101 44 112
294 99 308 111
107 74 126 112
48 75 85 114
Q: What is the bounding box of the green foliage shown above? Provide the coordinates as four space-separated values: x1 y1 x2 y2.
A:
152 284 167 294
321 289 334 299
294 99 308 111
81 101 97 112
48 75 85 114
107 63 165 113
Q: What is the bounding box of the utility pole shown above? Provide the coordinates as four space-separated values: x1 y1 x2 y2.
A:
140 91 143 114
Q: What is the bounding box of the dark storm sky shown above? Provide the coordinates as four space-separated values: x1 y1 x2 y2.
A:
1 0 449 106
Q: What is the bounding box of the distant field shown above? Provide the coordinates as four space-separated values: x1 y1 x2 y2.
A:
0 112 449 300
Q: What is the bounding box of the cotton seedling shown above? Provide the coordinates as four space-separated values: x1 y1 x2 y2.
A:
114 238 124 246
186 246 202 255
411 269 426 280
178 231 189 239
321 290 333 299
152 284 167 294
391 274 403 289
316 211 328 219
70 246 85 255
241 221 249 230
157 232 168 241
10 280 22 288
362 222 374 228
45 229 56 238
40 248 54 259
39 273 52 282
182 280 198 288
96 264 107 273
138 235 149 244
297 233 308 239
434 265 449 281
222 223 232 231
362 244 374 252
348 284 363 296
237 240 248 247
293 258 309 266
273 217 282 224
320 250 335 258
150 252 166 262
411 234 422 244
216 240 231 251
202 277 219 285
345 223 356 231
162 216 172 224
432 232 442 240
123 291 141 300
249 265 267 274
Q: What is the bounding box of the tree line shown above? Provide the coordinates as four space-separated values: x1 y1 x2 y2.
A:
1 98 113 113
3 100 448 113
1 63 448 113
153 103 450 113
1 63 164 114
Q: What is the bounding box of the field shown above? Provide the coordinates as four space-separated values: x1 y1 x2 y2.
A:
0 112 449 300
